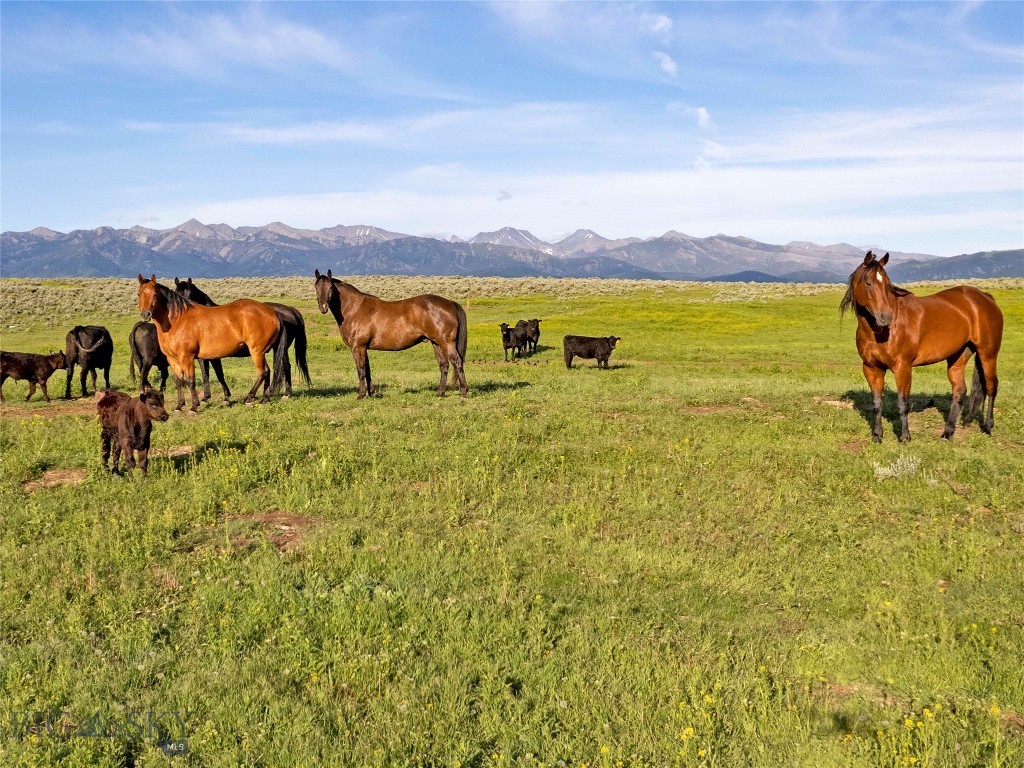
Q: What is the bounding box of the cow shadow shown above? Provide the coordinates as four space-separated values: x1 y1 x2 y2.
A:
295 385 362 399
843 389 955 434
165 439 248 474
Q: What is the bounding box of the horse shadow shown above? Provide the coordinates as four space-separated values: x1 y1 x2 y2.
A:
843 389 955 434
293 385 362 399
469 380 531 395
400 380 531 395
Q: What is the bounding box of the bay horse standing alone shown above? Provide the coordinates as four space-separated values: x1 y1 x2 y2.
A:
314 269 468 398
841 252 1003 442
137 275 287 413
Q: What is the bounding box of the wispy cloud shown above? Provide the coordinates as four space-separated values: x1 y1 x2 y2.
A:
652 52 678 78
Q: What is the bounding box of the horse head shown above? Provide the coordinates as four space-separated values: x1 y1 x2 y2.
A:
314 269 338 316
842 252 901 327
137 274 160 322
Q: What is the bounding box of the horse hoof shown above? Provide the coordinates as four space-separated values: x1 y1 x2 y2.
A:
245 400 255 408
281 394 291 400
186 410 198 418
223 400 232 407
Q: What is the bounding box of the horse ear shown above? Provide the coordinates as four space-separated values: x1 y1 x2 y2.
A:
327 269 333 279
862 251 874 265
174 277 180 286
314 269 321 279
879 253 889 266
150 274 156 283
138 274 146 284
187 277 193 285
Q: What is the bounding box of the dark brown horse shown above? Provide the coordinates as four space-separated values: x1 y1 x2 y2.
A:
137 275 287 412
313 269 468 398
174 277 310 400
841 252 1003 442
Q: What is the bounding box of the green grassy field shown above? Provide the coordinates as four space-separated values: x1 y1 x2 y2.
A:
1 277 1021 767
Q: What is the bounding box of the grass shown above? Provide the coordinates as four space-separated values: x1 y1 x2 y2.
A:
0 277 1022 767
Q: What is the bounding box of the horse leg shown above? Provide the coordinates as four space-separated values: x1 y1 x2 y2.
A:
448 342 468 397
281 350 293 398
978 354 999 435
244 351 269 405
185 358 201 414
942 350 970 439
351 347 369 399
863 364 886 443
199 360 212 402
432 343 449 397
212 360 232 405
365 353 375 397
893 364 913 443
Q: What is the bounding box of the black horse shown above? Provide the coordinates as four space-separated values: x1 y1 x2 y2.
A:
128 321 169 392
173 278 310 401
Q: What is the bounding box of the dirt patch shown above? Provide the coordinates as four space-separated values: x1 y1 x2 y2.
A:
815 396 854 410
682 404 742 416
149 445 195 459
228 510 320 552
2 401 98 419
840 439 868 453
24 468 89 491
1002 710 1024 734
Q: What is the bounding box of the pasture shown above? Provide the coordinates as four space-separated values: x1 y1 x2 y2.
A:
0 276 1021 767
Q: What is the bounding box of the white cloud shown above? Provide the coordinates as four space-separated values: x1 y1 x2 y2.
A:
652 52 678 78
668 102 715 130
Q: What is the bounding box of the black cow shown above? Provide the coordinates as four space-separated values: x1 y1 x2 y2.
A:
65 325 113 398
500 323 529 361
514 319 542 355
128 321 169 392
0 350 67 402
563 335 621 369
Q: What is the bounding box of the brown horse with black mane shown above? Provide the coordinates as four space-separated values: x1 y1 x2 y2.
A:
314 269 468 398
137 275 287 413
841 252 1003 442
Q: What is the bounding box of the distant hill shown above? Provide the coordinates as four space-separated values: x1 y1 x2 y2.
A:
887 250 1024 282
2 220 1019 280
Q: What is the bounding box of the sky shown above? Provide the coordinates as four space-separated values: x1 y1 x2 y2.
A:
1 1 1021 256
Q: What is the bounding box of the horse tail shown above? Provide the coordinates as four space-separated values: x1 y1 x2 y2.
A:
455 302 468 363
269 320 290 397
961 354 986 426
292 313 311 386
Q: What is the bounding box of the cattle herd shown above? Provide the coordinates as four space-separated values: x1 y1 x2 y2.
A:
0 272 621 475
0 255 1006 474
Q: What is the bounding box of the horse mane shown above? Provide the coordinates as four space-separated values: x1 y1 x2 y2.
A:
156 281 196 320
179 280 216 306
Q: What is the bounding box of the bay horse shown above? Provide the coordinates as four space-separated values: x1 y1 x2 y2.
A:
137 275 287 413
313 269 468 398
174 277 310 400
841 252 1003 442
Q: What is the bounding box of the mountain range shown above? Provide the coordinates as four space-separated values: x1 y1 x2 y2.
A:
1 220 1020 282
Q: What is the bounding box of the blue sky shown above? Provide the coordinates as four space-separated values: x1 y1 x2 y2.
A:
1 1 1021 255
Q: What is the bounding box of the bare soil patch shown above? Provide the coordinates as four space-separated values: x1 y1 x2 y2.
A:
228 510 320 552
24 468 89 491
814 396 854 410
